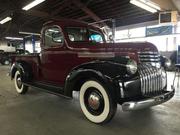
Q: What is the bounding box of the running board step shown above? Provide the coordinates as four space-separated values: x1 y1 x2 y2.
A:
24 82 72 99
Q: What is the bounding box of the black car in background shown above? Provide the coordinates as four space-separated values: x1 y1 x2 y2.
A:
0 49 30 65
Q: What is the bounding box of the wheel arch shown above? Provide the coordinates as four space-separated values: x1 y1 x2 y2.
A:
64 69 120 101
10 61 33 82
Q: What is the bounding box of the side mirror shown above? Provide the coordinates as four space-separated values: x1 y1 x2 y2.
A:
160 55 171 69
108 35 114 41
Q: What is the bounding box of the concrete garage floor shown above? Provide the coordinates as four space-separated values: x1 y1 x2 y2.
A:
0 65 180 135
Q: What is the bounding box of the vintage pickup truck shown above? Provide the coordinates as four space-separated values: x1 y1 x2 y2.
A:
10 19 175 124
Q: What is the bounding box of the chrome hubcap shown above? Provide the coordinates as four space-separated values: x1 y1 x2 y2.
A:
88 92 100 110
16 76 22 88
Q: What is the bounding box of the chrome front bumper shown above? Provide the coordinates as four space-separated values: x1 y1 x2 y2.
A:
122 86 175 111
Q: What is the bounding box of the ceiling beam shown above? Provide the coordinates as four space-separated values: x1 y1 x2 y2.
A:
23 10 52 18
78 15 90 20
51 0 70 16
71 0 102 22
0 23 40 38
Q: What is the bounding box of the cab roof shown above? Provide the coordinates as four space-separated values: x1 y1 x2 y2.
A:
44 19 89 27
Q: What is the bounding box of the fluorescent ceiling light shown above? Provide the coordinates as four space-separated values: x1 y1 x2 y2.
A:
140 0 161 10
5 37 23 40
0 17 12 24
22 0 46 11
130 0 161 13
19 31 40 36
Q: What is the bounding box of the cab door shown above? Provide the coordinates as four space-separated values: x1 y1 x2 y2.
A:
40 25 68 85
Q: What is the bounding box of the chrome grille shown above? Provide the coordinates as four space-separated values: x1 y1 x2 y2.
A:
138 52 161 67
138 64 166 96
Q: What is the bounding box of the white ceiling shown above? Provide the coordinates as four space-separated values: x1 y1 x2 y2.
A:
172 0 180 11
152 0 177 11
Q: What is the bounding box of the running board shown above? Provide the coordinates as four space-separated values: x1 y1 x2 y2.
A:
24 82 72 99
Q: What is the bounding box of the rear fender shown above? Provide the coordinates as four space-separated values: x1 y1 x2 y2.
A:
10 61 33 82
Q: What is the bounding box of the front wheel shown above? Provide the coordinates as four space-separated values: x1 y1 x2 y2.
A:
79 80 117 124
14 70 28 94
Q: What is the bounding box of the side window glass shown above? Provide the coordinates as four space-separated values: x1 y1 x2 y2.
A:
89 29 103 43
44 27 64 47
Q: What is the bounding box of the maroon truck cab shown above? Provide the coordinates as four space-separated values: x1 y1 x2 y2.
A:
10 19 175 124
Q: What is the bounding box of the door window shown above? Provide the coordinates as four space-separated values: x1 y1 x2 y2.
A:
44 27 64 47
89 29 104 43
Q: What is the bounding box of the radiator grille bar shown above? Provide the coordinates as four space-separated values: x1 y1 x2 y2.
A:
138 64 166 96
138 51 161 67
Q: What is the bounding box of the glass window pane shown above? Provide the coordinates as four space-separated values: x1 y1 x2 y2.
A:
89 29 103 43
66 27 88 42
45 27 63 47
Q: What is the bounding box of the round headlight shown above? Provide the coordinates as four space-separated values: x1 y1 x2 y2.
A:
165 59 171 68
126 59 138 74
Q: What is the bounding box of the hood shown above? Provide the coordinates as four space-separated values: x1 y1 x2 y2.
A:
70 41 158 52
71 42 158 62
97 42 158 53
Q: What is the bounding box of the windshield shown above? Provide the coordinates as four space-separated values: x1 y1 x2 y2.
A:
66 27 105 43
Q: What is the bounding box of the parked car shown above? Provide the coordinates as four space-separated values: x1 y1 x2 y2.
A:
15 49 30 55
0 49 30 65
0 50 11 65
10 19 175 124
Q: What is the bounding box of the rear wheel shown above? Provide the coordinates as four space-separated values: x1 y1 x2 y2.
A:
4 59 10 65
14 70 28 94
1 59 10 65
79 80 117 124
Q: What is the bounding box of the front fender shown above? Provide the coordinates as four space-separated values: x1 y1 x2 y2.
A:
64 68 120 101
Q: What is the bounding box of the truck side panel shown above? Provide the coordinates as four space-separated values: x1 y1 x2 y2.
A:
13 55 40 81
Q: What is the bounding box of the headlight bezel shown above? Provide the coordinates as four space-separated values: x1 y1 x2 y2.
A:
126 59 138 75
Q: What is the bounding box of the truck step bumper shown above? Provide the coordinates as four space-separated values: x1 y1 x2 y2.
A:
122 86 175 111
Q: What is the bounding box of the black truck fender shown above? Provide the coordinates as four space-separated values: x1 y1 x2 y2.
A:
10 61 33 82
64 68 121 102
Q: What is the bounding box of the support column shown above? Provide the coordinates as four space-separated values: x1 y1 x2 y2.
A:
112 19 116 43
23 38 26 51
166 37 168 52
32 35 35 53
173 25 177 51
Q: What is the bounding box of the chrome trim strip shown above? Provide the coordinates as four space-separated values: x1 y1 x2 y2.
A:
78 52 115 58
138 51 159 54
119 82 124 98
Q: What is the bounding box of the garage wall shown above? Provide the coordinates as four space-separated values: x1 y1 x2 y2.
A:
115 20 180 52
0 41 7 46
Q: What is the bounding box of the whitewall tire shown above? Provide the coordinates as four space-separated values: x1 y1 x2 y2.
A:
80 80 117 124
14 70 28 94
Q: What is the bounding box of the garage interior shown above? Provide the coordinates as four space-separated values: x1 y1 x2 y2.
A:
0 0 180 135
